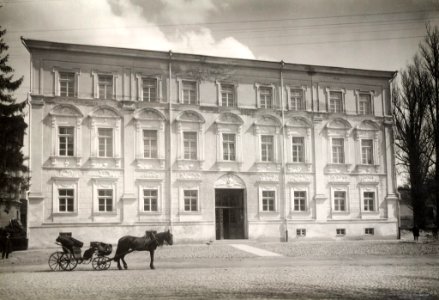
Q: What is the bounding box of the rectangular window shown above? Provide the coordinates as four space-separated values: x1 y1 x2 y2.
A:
296 229 306 237
143 189 158 212
59 72 75 97
221 84 235 107
262 190 275 211
365 228 374 235
261 135 274 162
363 191 375 211
98 128 113 157
361 139 374 165
293 191 306 211
329 91 343 113
332 138 345 164
182 81 197 104
334 191 346 211
143 130 158 158
142 78 157 102
336 228 346 236
222 133 236 161
59 126 74 157
260 87 272 109
184 190 198 212
98 189 113 212
359 94 371 115
292 137 304 163
98 75 113 100
58 189 74 212
183 132 197 160
290 89 302 111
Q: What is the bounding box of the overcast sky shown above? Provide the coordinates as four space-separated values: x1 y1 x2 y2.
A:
2 0 439 100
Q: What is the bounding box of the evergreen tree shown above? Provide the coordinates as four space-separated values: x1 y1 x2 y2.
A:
0 26 29 212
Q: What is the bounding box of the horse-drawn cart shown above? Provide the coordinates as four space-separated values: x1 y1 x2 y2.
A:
48 235 112 271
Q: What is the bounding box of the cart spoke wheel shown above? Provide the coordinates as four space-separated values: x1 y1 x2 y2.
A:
92 257 111 270
60 253 78 271
48 252 64 271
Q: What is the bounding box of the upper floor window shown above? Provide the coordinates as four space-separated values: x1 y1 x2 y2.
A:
222 133 236 161
260 87 273 109
184 190 198 212
58 188 74 212
142 78 158 102
332 138 345 164
143 189 158 212
334 191 346 212
182 81 197 104
98 75 113 100
183 132 198 160
59 72 75 97
359 94 371 115
262 190 275 211
289 89 303 111
221 84 235 107
261 135 274 162
329 91 343 113
143 130 158 159
58 126 74 157
361 139 374 165
98 128 113 157
98 189 113 212
292 137 304 163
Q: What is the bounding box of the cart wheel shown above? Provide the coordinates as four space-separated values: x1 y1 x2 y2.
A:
92 256 111 270
100 256 111 270
48 251 64 271
59 253 78 271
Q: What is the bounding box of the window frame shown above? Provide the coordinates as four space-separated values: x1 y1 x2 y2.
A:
331 137 345 164
137 180 163 214
255 83 276 109
97 74 114 100
355 90 375 115
183 131 198 160
258 186 278 213
325 88 346 113
361 139 374 165
59 71 76 97
97 127 114 158
331 186 349 213
52 179 79 215
97 188 114 212
58 126 75 157
143 129 158 159
92 179 117 215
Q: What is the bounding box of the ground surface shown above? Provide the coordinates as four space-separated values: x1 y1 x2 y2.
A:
0 236 438 299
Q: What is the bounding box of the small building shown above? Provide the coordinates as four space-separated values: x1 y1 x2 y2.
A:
22 38 399 248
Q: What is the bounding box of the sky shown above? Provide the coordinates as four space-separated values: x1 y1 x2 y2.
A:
1 0 439 100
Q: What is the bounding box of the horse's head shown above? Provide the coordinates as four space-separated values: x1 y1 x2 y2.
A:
164 229 173 245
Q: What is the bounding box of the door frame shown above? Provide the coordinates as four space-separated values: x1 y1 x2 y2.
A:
215 188 247 240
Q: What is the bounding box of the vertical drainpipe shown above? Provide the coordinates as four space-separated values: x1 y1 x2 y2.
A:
308 69 317 219
168 51 173 232
280 61 288 242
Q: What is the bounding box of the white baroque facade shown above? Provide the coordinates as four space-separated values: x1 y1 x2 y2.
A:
22 38 399 247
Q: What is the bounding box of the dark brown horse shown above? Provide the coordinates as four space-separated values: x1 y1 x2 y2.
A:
114 230 173 270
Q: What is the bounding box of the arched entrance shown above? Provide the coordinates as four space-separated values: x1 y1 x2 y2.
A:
214 174 246 240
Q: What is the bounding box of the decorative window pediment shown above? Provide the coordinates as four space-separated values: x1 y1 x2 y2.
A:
89 106 122 168
354 120 381 171
133 108 166 169
176 110 205 169
215 113 243 169
49 104 83 167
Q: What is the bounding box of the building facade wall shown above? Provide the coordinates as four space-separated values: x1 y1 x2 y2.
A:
24 39 399 248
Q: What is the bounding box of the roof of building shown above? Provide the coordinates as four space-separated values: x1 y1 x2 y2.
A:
21 37 397 80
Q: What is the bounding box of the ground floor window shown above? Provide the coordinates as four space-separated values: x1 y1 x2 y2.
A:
184 190 198 212
262 190 275 211
143 189 158 212
98 189 113 212
58 189 74 212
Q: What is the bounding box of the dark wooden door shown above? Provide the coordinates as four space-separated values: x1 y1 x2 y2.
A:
215 189 245 239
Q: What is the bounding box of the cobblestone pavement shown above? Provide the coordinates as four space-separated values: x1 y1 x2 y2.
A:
0 240 438 299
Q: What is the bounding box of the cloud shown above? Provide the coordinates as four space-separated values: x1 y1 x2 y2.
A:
157 0 218 24
5 0 254 59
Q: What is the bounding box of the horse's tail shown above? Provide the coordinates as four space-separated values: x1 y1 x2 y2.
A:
113 236 128 261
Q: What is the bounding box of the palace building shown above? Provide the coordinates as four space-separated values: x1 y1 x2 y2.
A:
22 38 399 248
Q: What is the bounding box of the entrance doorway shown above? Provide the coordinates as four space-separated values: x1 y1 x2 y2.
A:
215 189 245 240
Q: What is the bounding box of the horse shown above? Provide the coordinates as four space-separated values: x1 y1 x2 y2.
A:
113 230 173 270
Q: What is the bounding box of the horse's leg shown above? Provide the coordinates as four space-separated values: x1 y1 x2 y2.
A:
115 257 122 270
149 250 155 270
121 255 128 269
